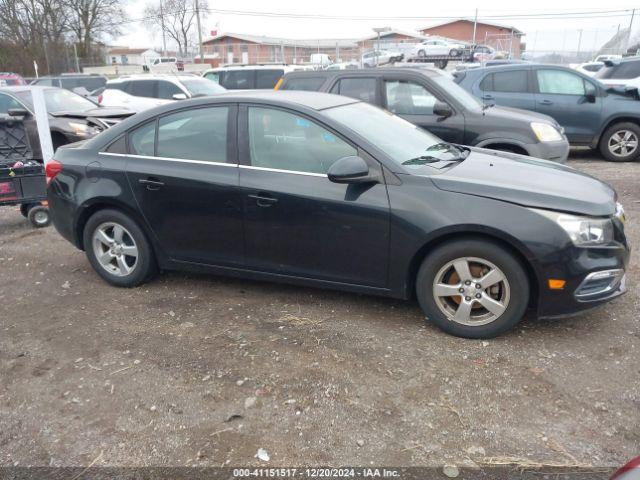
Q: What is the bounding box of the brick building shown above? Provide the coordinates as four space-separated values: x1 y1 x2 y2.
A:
420 19 524 57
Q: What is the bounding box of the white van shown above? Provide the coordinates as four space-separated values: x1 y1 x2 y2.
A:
202 65 306 90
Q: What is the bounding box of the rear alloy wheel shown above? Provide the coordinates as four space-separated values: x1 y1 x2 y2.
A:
83 209 156 287
416 239 529 338
417 49 426 58
600 122 640 162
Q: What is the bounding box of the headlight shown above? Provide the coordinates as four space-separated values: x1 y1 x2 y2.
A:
68 122 99 136
615 202 626 224
534 209 614 246
531 122 563 142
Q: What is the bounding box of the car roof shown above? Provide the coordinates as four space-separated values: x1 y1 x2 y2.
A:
283 68 440 79
108 74 200 83
214 90 359 110
0 85 58 94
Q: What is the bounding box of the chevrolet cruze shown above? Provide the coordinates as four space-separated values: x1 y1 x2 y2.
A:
47 91 630 338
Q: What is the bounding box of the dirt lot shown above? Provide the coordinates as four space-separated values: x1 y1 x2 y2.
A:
0 151 638 470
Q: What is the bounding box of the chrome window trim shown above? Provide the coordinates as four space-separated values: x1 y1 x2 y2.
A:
239 165 327 178
97 152 237 167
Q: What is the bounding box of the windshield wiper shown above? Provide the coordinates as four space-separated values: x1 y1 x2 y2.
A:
402 155 445 165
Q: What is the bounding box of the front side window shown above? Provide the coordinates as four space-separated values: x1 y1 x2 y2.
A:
204 71 220 83
385 80 437 115
335 78 377 102
537 70 585 95
157 107 228 162
157 81 182 99
248 107 356 174
129 121 156 156
256 70 284 89
0 93 24 114
280 77 325 92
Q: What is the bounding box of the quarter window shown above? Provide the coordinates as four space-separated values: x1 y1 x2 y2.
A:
385 80 437 115
157 107 228 162
537 70 585 95
128 121 156 156
248 107 356 174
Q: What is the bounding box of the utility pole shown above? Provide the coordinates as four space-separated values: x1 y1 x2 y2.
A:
627 8 636 52
195 0 204 62
73 42 80 72
159 0 167 56
576 29 583 61
472 9 478 46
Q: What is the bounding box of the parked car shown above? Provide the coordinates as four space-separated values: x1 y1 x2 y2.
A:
593 54 622 63
411 38 467 58
203 65 306 90
0 72 27 86
361 50 404 68
594 56 640 89
472 45 496 63
47 91 629 339
96 75 226 106
455 63 640 161
325 61 359 70
575 61 604 77
0 86 134 152
278 68 569 162
94 88 172 112
30 74 107 94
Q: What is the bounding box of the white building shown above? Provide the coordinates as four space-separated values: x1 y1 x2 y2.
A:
106 48 161 66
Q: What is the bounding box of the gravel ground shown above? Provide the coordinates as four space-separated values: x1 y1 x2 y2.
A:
0 151 638 470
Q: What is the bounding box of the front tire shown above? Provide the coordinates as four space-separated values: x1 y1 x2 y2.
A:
599 122 640 162
417 49 426 58
83 209 157 287
416 239 529 339
449 48 460 57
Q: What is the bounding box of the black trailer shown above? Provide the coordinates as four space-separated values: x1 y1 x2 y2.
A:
0 115 50 227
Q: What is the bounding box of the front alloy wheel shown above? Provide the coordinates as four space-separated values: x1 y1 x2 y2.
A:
433 257 510 326
600 122 640 162
608 130 638 159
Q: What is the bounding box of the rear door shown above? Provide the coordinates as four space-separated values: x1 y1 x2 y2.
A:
237 104 390 287
477 68 534 110
533 68 602 143
381 75 465 143
124 104 244 266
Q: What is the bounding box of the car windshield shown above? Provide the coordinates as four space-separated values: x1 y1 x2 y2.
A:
431 76 483 110
324 101 468 173
14 88 96 113
180 78 226 96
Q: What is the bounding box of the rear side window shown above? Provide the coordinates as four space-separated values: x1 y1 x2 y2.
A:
157 107 228 162
130 80 157 98
222 70 253 89
281 77 326 92
334 78 377 102
129 121 156 156
256 70 284 89
480 70 528 93
596 60 640 79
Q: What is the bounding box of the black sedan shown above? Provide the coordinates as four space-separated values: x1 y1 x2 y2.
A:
0 86 134 156
46 91 630 338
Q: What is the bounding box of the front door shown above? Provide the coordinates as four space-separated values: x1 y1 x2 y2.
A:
534 68 602 143
382 78 465 143
238 105 390 287
125 104 244 266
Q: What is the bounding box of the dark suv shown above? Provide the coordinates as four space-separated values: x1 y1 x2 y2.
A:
456 63 640 162
31 74 107 94
278 68 569 162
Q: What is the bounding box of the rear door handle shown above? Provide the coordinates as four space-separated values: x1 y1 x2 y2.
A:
138 178 165 191
248 193 278 207
539 99 553 105
481 94 494 100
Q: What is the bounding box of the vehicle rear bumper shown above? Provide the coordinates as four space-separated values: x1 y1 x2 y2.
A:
47 184 81 249
526 139 570 164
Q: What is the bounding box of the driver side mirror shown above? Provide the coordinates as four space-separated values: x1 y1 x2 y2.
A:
433 101 453 118
584 83 597 103
172 93 188 100
327 156 377 184
7 108 30 118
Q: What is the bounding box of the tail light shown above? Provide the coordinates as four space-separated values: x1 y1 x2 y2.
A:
45 159 63 184
98 94 103 104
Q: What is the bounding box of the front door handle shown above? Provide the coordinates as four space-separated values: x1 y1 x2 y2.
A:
138 178 165 191
248 193 278 207
481 94 494 100
539 99 553 105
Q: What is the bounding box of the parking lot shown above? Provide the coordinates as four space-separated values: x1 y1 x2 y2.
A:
0 151 638 469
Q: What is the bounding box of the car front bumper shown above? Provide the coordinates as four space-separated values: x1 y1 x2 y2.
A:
526 138 570 164
536 239 631 318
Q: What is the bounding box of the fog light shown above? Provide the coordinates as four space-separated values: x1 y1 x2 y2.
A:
575 269 624 299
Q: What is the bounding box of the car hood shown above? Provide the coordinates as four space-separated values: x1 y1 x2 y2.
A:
481 104 559 125
50 106 135 119
430 147 616 216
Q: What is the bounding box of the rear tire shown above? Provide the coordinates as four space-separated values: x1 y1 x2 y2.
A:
599 122 640 162
449 48 460 57
417 49 426 58
83 209 157 287
416 239 529 339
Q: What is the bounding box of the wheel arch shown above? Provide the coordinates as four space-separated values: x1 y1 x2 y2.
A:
474 139 530 156
592 116 640 148
404 230 540 311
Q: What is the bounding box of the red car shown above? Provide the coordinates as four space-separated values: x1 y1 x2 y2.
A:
0 72 26 86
